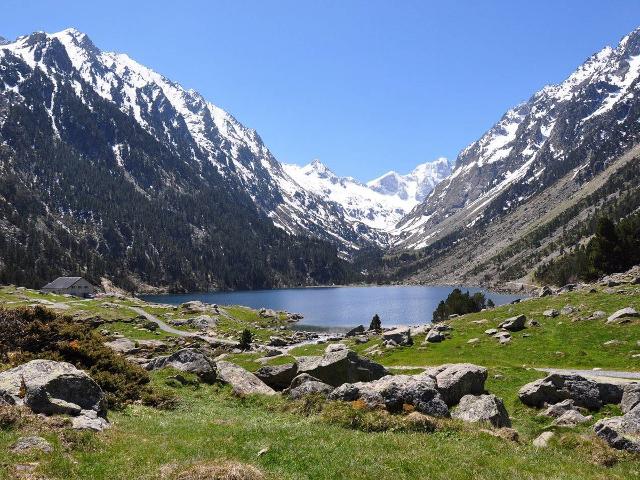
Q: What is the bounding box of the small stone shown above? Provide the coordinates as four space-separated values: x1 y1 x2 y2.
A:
553 409 592 426
467 338 479 344
543 309 559 318
11 436 53 454
484 328 499 336
533 431 554 448
607 308 639 324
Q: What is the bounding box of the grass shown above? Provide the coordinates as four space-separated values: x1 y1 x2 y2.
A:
0 369 637 480
1 284 640 478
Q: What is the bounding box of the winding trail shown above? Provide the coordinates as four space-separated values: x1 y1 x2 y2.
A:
129 306 198 337
388 365 640 384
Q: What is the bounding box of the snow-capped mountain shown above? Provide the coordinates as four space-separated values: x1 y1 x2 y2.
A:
284 158 451 233
0 28 383 251
395 26 640 250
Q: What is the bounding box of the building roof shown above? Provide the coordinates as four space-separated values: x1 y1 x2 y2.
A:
42 276 84 289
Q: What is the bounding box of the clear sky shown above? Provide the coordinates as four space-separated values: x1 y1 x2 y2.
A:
3 1 640 181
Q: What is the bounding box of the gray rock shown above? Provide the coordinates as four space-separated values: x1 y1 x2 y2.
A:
590 311 606 319
560 306 575 315
597 381 624 405
594 407 640 452
329 374 449 417
146 348 216 382
0 360 105 416
215 361 276 396
425 363 488 406
467 338 479 344
189 315 217 329
268 336 288 347
607 307 639 324
425 329 445 343
518 374 603 410
137 340 167 351
498 315 526 332
103 337 137 354
296 349 388 387
180 300 207 313
289 380 334 399
288 373 323 390
538 286 553 297
11 436 53 453
541 399 577 418
382 327 413 346
325 343 348 353
452 394 511 427
345 325 365 337
484 328 499 336
255 363 298 390
621 383 640 414
543 309 559 318
553 409 592 426
71 409 110 431
533 431 554 448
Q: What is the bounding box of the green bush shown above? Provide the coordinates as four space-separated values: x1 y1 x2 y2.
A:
0 306 150 409
432 288 488 322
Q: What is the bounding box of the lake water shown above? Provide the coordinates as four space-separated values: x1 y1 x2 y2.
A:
142 286 523 331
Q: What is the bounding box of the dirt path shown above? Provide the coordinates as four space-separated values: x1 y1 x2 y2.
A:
535 367 640 384
130 306 198 337
388 365 640 384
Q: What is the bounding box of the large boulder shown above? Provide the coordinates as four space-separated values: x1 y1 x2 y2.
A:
146 348 216 382
425 329 445 343
329 374 450 417
296 349 388 387
451 394 511 428
382 327 413 346
103 337 138 354
424 363 488 406
498 315 526 332
518 374 603 410
621 383 640 414
606 307 639 324
0 360 106 417
594 407 640 452
255 363 298 391
215 361 276 396
345 325 365 337
289 380 334 400
180 300 207 313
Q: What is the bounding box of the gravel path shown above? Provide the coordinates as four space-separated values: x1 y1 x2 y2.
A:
130 306 198 337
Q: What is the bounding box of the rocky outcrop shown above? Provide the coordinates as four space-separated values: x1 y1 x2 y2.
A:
498 315 526 332
345 325 365 337
424 364 488 407
606 307 639 324
11 436 53 454
594 406 640 452
382 327 413 346
518 374 618 410
146 348 216 382
104 337 137 354
255 363 298 391
289 380 334 399
553 409 592 426
329 374 450 417
0 360 106 416
296 350 388 387
215 361 276 396
451 394 511 428
621 383 640 414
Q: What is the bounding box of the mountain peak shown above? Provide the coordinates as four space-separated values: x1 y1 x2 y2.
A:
0 36 9 46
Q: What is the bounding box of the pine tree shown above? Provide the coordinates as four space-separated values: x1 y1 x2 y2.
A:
369 313 382 331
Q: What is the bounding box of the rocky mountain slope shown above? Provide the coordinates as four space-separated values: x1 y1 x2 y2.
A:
283 158 450 234
0 29 359 290
385 26 640 285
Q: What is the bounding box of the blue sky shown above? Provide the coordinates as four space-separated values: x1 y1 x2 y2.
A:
3 1 640 181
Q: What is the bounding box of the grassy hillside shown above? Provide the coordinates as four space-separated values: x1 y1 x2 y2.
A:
0 285 639 479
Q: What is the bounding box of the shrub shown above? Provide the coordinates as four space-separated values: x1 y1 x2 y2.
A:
369 314 382 331
239 329 253 350
0 306 150 409
432 288 488 322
